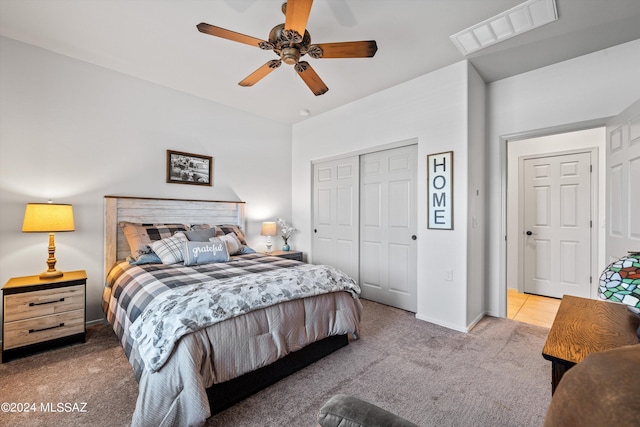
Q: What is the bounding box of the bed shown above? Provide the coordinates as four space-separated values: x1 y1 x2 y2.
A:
102 196 362 427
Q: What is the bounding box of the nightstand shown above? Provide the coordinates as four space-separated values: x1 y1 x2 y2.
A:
264 250 304 262
2 270 86 363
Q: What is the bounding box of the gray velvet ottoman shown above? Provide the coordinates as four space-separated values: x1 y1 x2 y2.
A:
317 395 418 427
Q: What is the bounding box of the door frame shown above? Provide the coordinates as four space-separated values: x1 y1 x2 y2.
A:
516 147 599 298
499 119 609 318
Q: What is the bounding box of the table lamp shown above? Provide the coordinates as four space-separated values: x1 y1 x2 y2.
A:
261 221 277 253
598 251 640 338
22 202 75 279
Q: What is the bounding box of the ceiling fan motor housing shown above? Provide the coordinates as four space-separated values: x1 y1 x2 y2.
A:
268 23 313 64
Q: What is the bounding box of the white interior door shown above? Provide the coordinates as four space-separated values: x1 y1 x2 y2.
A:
606 99 640 260
522 152 592 298
360 145 417 311
312 157 359 281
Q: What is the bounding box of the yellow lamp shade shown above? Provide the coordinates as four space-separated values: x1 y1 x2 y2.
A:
22 203 75 232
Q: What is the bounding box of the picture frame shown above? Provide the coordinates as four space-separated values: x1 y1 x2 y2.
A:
166 150 213 186
427 151 453 230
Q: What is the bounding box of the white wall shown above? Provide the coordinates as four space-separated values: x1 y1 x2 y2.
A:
292 61 483 332
0 37 292 331
486 39 640 317
506 127 606 297
466 65 486 326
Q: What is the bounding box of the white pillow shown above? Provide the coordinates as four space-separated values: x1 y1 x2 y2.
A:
215 233 242 255
150 232 187 264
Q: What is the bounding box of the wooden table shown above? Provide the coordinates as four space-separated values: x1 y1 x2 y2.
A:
542 295 639 394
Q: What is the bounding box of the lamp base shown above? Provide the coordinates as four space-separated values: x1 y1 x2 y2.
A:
39 269 64 280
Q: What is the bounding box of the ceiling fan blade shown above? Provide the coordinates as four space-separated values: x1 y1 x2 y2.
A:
284 0 314 38
312 41 378 58
197 22 266 48
238 60 282 87
295 61 328 96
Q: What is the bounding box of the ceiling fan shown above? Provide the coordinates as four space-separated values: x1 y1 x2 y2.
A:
197 0 378 96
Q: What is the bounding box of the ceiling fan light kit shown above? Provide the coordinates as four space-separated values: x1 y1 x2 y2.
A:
197 0 377 96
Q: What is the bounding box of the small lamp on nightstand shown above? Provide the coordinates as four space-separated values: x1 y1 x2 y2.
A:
261 221 277 253
22 202 75 279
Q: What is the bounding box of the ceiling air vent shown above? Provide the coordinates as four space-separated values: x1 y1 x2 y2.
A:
450 0 558 56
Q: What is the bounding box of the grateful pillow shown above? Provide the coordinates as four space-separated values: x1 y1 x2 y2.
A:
216 233 242 255
150 232 188 264
120 221 188 260
184 238 230 266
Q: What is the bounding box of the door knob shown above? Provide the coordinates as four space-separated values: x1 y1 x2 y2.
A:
411 235 417 240
526 231 534 236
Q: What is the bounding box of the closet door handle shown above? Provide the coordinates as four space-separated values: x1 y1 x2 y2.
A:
411 235 417 240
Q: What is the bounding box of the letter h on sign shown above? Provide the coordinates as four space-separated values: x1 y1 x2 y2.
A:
427 151 453 229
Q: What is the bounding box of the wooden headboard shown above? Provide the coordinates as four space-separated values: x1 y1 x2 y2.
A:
104 196 246 277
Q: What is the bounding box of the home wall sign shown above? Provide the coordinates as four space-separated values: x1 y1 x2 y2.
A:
427 151 453 229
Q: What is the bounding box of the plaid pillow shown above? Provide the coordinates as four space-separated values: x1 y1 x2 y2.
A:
120 222 188 260
150 233 187 264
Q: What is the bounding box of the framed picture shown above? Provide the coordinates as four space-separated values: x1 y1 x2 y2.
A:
166 150 213 186
427 151 453 229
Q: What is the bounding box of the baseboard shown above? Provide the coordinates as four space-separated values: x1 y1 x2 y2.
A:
415 313 486 333
86 318 108 327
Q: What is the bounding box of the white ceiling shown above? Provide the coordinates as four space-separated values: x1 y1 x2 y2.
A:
1 0 639 124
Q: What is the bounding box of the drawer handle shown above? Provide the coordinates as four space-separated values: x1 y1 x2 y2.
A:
29 323 65 333
29 298 65 306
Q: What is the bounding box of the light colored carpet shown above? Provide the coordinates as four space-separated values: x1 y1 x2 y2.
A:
0 299 552 426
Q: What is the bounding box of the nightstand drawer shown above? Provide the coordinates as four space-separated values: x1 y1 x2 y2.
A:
3 309 85 350
3 284 84 322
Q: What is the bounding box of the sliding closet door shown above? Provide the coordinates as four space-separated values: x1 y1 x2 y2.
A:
360 145 417 312
312 157 360 282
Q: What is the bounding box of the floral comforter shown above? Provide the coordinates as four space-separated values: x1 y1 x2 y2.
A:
130 263 360 372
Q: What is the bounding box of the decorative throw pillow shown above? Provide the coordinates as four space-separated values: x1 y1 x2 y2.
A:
120 221 188 260
239 246 256 254
128 253 162 265
184 238 230 266
216 233 242 255
183 227 219 242
189 224 222 235
215 224 248 245
150 232 188 264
